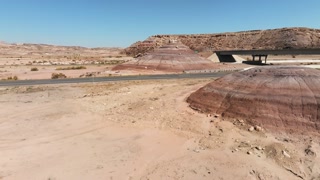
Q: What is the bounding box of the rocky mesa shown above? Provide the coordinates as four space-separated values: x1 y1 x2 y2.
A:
124 27 320 56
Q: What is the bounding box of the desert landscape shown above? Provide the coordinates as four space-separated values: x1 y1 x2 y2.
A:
0 42 131 80
2 27 320 81
1 78 320 180
1 27 320 180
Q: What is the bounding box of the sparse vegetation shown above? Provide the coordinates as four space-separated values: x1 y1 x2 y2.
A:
56 66 86 70
3 76 18 81
51 73 67 79
98 60 127 65
106 60 126 65
31 67 39 71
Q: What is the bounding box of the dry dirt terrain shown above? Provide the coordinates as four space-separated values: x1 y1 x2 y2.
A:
1 28 320 180
0 42 130 80
1 78 319 180
2 40 320 81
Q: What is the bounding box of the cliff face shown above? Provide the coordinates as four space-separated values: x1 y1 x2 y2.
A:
124 27 320 56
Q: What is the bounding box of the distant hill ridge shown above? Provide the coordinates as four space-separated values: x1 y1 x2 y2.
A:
123 27 320 56
0 42 123 57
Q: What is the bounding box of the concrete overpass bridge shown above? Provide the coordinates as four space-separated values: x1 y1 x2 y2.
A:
214 48 320 63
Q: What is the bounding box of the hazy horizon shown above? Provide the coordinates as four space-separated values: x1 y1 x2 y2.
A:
1 0 320 48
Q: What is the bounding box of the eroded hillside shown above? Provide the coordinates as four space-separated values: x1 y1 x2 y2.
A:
124 27 320 56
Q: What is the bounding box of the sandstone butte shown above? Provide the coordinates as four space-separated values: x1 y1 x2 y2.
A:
123 27 320 56
187 66 320 134
113 41 218 72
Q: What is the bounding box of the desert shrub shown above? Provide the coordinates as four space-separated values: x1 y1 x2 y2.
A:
56 66 86 70
51 73 67 79
31 67 39 71
6 76 18 81
102 60 126 65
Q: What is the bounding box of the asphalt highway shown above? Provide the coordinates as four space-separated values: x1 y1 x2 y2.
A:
0 72 232 87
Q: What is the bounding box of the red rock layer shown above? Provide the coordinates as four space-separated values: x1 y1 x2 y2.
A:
124 27 320 56
113 42 217 72
187 66 320 134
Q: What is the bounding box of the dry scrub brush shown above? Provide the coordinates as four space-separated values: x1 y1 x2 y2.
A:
51 73 67 79
56 66 86 70
31 67 39 71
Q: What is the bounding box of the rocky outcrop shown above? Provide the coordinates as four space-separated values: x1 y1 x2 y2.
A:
113 41 219 72
187 66 320 134
124 27 320 56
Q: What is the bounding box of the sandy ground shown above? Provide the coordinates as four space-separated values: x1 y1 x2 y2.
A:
0 79 319 180
0 43 131 80
0 62 252 80
1 53 320 81
0 65 121 80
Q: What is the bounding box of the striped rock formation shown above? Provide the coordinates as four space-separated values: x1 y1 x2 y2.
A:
187 66 320 134
113 41 218 72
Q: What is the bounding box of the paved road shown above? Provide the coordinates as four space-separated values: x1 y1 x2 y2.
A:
0 72 232 87
268 59 320 63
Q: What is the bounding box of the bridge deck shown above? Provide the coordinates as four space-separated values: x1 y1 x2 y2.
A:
216 48 320 55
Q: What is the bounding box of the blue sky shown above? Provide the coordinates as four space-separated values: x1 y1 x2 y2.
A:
0 0 319 47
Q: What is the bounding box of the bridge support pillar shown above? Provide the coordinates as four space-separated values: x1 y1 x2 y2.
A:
252 54 268 64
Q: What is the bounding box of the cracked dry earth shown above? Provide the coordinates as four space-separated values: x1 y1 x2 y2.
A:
0 78 319 180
